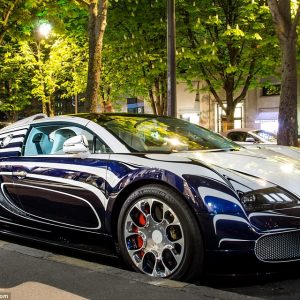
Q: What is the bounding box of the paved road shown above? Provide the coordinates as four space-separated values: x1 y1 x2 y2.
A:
210 273 300 300
1 237 300 299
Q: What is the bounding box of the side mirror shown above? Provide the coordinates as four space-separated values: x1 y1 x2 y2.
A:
63 135 89 154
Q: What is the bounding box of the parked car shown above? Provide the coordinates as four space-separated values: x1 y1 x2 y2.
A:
222 128 300 159
222 128 277 144
1 113 300 280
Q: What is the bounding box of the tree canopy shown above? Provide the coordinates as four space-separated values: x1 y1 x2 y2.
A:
176 0 279 130
0 0 298 146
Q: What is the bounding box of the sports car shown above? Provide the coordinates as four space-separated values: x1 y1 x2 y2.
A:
0 113 300 281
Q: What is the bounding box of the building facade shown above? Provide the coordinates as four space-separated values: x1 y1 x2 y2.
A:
175 80 300 134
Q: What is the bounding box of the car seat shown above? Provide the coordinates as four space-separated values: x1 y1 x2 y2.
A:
50 128 77 154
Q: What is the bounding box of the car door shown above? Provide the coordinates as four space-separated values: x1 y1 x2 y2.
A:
8 122 111 233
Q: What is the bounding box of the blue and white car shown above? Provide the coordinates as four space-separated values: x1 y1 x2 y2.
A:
0 113 300 280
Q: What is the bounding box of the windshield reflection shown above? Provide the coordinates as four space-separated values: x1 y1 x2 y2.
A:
89 114 240 153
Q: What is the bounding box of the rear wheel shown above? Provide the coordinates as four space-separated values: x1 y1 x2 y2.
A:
117 184 204 281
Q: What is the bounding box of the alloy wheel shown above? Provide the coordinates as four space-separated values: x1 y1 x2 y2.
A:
123 198 185 277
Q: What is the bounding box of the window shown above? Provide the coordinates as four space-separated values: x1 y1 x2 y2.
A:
23 124 111 156
262 84 281 96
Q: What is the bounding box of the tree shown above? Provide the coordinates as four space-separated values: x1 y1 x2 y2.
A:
29 34 88 116
0 42 33 121
103 0 169 115
75 0 108 113
0 0 21 44
177 0 279 130
0 0 45 45
0 33 88 118
267 0 300 146
0 0 89 117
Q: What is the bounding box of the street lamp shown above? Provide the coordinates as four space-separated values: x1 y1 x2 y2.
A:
38 23 52 38
34 22 52 116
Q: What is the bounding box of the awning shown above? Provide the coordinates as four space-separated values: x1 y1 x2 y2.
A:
256 110 279 121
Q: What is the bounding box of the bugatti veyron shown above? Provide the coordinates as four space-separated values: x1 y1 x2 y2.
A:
0 113 300 280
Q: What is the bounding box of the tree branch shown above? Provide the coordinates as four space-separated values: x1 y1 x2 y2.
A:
74 0 90 8
2 0 20 25
0 0 20 44
233 57 256 105
199 64 226 112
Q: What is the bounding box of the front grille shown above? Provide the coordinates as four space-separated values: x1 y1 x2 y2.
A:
255 231 300 262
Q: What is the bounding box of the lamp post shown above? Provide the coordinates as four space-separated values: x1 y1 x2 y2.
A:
167 0 177 117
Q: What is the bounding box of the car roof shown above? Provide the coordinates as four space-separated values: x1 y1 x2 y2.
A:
223 128 255 134
0 112 172 133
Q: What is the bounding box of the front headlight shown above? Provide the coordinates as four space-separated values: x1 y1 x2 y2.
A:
240 187 299 212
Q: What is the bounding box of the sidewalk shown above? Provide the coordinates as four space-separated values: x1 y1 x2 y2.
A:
0 239 260 300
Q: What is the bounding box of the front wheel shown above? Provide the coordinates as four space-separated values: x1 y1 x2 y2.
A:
117 184 204 281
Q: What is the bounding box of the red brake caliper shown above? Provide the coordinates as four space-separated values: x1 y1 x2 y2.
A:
138 213 146 226
137 213 146 248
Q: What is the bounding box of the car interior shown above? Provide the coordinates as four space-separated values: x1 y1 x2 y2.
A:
23 125 110 155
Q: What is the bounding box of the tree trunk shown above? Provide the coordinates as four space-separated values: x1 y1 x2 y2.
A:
267 0 299 146
42 101 47 115
149 89 158 115
148 76 167 115
222 109 235 131
85 0 108 113
161 76 167 115
222 80 235 131
277 37 298 146
49 94 55 117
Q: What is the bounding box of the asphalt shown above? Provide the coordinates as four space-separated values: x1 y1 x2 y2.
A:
0 239 261 300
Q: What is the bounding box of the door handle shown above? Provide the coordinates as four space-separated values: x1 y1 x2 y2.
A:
12 170 27 179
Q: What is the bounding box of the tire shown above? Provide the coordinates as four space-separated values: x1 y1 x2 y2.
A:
117 184 204 281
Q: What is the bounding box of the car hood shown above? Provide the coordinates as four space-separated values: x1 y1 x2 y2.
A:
243 144 300 160
172 148 300 197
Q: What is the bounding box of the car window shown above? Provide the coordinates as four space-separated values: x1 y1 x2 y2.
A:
253 130 277 143
23 124 112 156
227 132 246 142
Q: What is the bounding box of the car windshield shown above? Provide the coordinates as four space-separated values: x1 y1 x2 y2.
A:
84 114 241 153
253 130 277 143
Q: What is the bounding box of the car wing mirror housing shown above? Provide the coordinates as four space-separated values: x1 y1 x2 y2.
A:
63 135 89 155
